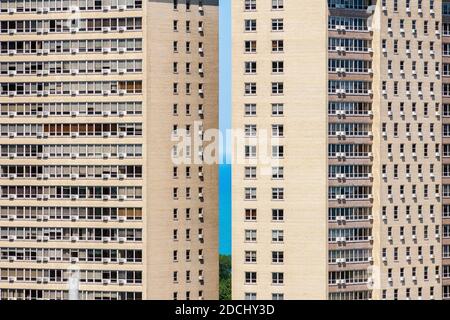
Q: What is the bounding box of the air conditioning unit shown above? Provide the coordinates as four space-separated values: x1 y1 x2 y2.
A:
119 132 127 138
70 90 79 96
71 195 79 200
118 47 126 53
9 29 17 35
118 110 126 117
71 69 79 75
382 215 387 221
103 132 111 138
102 174 111 180
8 49 17 55
118 216 126 222
118 195 127 201
103 153 111 159
8 235 17 241
118 237 126 243
118 153 127 159
71 132 79 138
102 27 111 33
118 279 126 285
102 195 111 201
70 236 78 242
71 153 79 159
102 69 111 75
8 277 17 283
118 4 126 10
70 27 79 34
8 70 17 77
418 255 423 261
102 237 110 243
9 91 17 97
118 26 127 32
198 47 204 54
118 68 126 74
118 174 126 180
198 234 204 240
9 194 17 200
102 111 111 117
9 256 17 262
70 111 79 117
102 216 111 222
118 258 126 264
118 89 126 95
70 257 79 263
70 174 79 180
102 258 111 264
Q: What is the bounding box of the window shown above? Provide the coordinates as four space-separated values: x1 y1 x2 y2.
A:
272 19 284 32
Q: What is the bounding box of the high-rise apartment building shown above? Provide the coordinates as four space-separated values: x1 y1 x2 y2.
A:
232 0 449 300
0 0 218 300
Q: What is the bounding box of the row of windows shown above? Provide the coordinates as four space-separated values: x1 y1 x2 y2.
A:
383 81 437 96
0 123 143 137
243 103 284 117
385 18 440 37
1 81 142 96
384 101 441 118
244 251 284 264
0 186 143 200
328 59 372 74
0 247 142 264
243 208 285 223
329 186 372 200
0 227 143 242
382 287 438 301
382 204 437 221
244 187 284 201
329 165 372 179
1 144 143 159
0 269 142 285
0 102 142 117
0 165 143 179
329 249 372 264
329 123 372 137
382 246 439 264
328 16 368 32
386 184 440 200
243 0 284 11
0 59 143 76
328 144 372 158
328 228 372 242
244 271 284 285
0 206 142 221
329 207 372 221
329 80 372 95
0 38 143 55
329 270 369 285
381 38 435 55
0 18 142 34
329 290 372 301
0 289 142 300
386 59 440 77
382 164 437 181
381 0 436 14
328 102 372 116
0 0 142 13
385 226 440 242
328 0 371 10
244 229 284 243
243 145 284 159
329 38 371 52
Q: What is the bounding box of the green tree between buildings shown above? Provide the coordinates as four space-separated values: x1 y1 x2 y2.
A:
219 255 231 300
